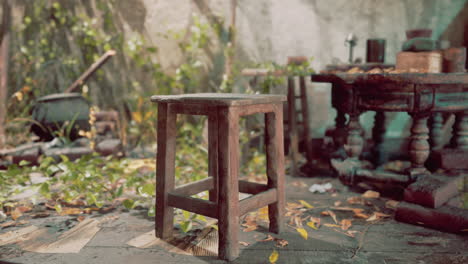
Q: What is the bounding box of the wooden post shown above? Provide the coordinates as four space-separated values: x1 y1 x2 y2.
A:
265 103 285 233
287 77 300 176
155 103 176 239
299 76 313 163
208 112 219 202
0 0 11 148
217 106 240 261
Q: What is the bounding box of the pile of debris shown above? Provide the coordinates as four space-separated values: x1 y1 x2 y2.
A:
0 110 123 169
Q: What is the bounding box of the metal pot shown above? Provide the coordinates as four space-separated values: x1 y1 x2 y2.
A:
31 93 90 141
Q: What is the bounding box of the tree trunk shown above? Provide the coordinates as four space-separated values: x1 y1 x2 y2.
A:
0 0 11 148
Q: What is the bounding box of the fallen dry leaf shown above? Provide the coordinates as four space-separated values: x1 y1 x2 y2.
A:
334 201 342 206
16 206 32 213
77 216 86 222
242 214 258 232
328 210 338 224
275 239 288 248
320 210 338 224
324 223 341 228
385 200 399 209
347 196 365 205
291 180 308 188
239 241 250 246
0 220 29 228
260 235 275 242
362 190 380 199
31 212 50 218
287 202 305 210
332 207 362 212
59 207 83 216
242 225 257 232
340 219 352 231
269 250 279 263
354 212 370 219
309 216 321 228
293 215 303 228
366 212 390 222
11 208 23 221
296 228 308 240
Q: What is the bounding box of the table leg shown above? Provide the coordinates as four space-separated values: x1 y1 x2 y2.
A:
333 110 347 149
451 111 468 150
344 113 364 161
429 112 444 150
155 103 176 239
265 103 285 234
217 107 240 261
407 113 430 179
372 111 386 165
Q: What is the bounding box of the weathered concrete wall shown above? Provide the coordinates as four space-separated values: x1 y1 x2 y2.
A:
130 0 466 139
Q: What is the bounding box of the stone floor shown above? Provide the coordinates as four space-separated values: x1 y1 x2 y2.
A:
1 175 467 264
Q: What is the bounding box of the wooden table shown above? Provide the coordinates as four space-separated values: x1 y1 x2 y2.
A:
311 73 468 183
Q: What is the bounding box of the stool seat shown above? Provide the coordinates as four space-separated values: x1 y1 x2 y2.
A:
151 93 286 106
153 93 286 261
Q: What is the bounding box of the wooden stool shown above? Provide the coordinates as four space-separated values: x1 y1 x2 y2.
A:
151 93 287 261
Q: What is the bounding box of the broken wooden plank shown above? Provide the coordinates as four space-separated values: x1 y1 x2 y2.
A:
20 218 100 253
0 225 39 246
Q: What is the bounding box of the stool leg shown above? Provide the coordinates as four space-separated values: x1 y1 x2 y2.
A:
266 103 285 234
208 114 218 202
155 103 176 239
218 107 240 261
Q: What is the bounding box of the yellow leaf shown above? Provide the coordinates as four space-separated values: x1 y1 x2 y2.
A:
137 96 144 109
307 221 318 230
299 200 314 209
143 111 152 121
362 190 380 199
296 228 308 240
269 250 279 263
132 112 143 123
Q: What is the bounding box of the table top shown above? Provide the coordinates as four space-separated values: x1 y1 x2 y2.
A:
151 93 286 106
311 72 468 85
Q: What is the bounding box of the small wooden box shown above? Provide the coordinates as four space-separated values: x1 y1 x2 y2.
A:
396 51 442 73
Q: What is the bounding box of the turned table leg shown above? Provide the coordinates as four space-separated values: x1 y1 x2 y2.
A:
333 110 347 149
407 113 430 179
451 111 468 150
429 112 444 150
344 113 364 161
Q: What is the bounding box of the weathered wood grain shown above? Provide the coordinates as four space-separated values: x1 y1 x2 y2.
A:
266 103 285 234
156 102 176 239
217 106 240 261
